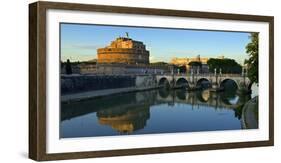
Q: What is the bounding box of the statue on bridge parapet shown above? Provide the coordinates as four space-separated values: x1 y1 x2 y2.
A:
210 68 224 92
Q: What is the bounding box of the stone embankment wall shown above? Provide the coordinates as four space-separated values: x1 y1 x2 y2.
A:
135 75 157 88
61 75 157 95
241 96 258 129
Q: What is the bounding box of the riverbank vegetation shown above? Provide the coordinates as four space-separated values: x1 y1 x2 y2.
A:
245 33 259 84
207 58 242 74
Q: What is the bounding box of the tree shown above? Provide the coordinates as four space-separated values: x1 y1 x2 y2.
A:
245 33 259 84
65 59 72 74
207 58 242 74
188 61 202 67
178 65 187 73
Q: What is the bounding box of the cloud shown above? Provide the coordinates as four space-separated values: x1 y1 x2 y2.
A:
71 44 105 50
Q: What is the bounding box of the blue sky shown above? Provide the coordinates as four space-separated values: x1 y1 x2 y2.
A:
61 23 251 64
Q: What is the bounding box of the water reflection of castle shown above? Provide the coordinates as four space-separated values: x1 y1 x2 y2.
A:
93 91 156 133
61 89 252 134
97 105 150 134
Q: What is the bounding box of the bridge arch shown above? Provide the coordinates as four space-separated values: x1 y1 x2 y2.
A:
219 79 239 91
196 78 211 89
175 78 189 88
158 77 170 88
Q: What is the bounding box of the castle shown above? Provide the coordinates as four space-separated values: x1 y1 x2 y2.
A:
70 35 167 75
97 34 150 65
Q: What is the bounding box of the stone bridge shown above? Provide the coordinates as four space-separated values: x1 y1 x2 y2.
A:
156 73 252 93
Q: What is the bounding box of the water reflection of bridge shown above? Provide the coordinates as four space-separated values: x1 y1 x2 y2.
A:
61 89 251 134
156 89 251 109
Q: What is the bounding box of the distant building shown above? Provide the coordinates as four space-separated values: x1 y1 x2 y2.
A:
97 35 150 65
171 55 208 66
217 55 225 59
171 55 209 73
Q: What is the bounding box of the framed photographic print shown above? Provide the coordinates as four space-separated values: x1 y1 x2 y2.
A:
29 1 274 161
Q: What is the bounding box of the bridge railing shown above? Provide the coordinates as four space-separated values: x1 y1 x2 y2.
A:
157 73 243 77
64 71 244 78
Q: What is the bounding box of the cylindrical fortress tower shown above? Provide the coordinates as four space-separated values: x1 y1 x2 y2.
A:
97 37 150 65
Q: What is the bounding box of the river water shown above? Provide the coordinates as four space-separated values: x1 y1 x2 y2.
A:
60 87 258 138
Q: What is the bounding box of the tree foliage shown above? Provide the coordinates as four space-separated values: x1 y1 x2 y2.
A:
207 58 242 74
188 61 202 67
172 65 187 73
178 65 187 73
245 33 259 84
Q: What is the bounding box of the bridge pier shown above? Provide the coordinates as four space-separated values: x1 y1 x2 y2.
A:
237 68 252 95
186 83 199 91
210 83 224 92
